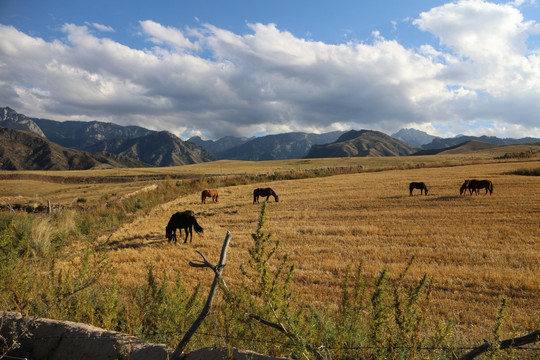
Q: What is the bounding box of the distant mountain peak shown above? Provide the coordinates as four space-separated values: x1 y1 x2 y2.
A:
391 128 438 146
305 129 418 158
0 106 46 137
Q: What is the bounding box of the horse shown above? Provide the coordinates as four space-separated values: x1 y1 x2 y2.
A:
460 179 472 195
467 179 493 195
201 189 219 204
165 210 203 244
409 182 428 196
253 187 279 203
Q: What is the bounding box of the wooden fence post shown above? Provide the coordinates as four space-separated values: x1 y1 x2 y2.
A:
461 330 539 359
170 231 232 360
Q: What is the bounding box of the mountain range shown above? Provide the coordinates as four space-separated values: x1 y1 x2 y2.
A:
305 130 417 158
190 131 346 160
0 126 147 170
1 106 539 170
391 128 438 146
1 107 215 168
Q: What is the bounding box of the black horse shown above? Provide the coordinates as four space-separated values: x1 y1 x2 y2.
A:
253 187 279 203
409 182 428 196
460 179 472 195
467 179 493 195
165 210 203 244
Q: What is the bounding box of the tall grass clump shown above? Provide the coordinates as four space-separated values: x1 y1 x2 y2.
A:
219 202 309 358
29 216 53 257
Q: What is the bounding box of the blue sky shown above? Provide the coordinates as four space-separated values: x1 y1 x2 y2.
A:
1 0 539 139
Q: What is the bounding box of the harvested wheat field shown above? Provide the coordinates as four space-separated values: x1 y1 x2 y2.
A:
102 160 539 341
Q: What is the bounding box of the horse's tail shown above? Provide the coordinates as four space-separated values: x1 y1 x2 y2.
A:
192 217 204 233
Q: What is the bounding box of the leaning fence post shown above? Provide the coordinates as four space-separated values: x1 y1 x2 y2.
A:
170 231 232 360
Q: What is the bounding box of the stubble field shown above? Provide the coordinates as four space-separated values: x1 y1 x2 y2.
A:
100 160 539 341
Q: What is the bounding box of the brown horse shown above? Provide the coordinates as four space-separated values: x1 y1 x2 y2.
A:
409 182 428 196
253 187 279 203
467 179 493 195
201 189 219 203
460 180 471 195
165 210 203 244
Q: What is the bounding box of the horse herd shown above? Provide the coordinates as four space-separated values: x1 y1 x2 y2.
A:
167 179 493 244
409 179 494 196
165 187 279 244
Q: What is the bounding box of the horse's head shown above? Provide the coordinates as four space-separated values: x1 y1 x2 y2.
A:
166 226 173 242
424 187 429 195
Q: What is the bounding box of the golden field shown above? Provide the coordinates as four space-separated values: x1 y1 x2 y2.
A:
2 150 539 343
95 159 539 341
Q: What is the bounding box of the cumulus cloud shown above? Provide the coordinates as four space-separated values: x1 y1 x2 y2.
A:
0 0 539 139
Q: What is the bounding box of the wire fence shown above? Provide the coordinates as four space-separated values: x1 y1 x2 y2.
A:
4 326 539 353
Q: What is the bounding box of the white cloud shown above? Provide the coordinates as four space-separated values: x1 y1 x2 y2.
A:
0 0 539 140
89 23 114 32
139 20 199 51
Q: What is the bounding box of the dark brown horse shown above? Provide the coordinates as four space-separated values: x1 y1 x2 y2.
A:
409 182 428 196
460 180 472 195
467 179 493 195
201 189 219 203
253 187 279 203
165 210 203 244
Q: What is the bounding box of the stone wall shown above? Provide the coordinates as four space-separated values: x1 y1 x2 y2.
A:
1 312 288 360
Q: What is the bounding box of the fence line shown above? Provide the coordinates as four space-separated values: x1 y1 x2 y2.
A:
6 328 539 353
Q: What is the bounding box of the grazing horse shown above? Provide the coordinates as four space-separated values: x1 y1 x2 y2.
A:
460 180 472 195
201 189 219 204
253 187 279 203
467 179 493 195
165 210 203 244
409 182 429 196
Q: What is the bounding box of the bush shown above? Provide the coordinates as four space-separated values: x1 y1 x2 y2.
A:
505 167 540 176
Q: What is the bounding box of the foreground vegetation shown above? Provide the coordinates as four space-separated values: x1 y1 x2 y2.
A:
1 152 539 358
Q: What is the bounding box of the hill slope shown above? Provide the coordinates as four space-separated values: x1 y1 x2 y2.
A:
33 118 155 150
1 107 215 167
0 127 147 170
421 135 540 150
218 131 346 160
392 128 438 146
0 107 45 137
187 136 252 157
84 131 217 167
305 130 418 158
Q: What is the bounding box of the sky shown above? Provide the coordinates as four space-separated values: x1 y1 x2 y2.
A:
1 0 539 140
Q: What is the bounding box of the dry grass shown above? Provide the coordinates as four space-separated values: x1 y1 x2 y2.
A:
2 144 538 207
99 160 539 341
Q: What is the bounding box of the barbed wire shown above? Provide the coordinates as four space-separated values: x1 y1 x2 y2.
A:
5 326 539 353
